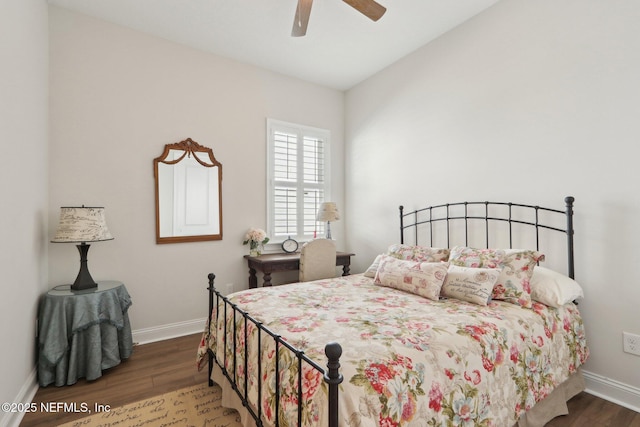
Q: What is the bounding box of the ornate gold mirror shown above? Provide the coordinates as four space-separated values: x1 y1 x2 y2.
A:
154 138 222 243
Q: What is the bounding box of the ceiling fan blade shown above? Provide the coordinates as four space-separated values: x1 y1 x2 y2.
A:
292 0 313 37
342 0 386 21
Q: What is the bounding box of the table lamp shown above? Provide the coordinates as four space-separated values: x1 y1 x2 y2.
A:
316 202 340 239
51 206 114 290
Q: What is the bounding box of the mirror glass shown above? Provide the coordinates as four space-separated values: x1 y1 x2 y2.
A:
154 138 222 243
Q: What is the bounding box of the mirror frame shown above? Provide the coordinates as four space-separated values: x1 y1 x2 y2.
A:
154 138 223 244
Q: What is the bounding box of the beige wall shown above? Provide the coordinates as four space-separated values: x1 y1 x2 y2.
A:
345 0 640 409
48 6 345 335
0 0 49 425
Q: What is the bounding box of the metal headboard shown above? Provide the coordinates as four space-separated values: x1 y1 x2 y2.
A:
399 196 575 279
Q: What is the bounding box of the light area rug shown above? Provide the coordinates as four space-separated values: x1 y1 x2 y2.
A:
59 383 242 427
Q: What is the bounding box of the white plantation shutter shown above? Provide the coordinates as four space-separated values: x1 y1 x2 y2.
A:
303 187 323 235
267 120 330 241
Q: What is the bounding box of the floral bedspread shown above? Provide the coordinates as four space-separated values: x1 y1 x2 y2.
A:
196 274 588 427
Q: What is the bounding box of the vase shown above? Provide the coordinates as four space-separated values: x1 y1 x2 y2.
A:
249 244 262 257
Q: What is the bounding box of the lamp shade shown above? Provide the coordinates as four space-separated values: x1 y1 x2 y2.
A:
51 206 114 243
316 202 340 222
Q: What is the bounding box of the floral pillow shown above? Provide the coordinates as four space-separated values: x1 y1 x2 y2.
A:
441 265 501 306
364 246 449 278
448 246 545 308
374 255 449 301
387 244 450 263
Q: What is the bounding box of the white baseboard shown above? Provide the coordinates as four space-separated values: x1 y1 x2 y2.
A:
583 369 640 413
2 368 39 427
131 317 207 345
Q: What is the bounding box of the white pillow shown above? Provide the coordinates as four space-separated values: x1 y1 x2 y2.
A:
363 254 383 278
530 266 584 308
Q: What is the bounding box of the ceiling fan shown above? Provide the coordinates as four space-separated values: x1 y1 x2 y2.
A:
292 0 387 37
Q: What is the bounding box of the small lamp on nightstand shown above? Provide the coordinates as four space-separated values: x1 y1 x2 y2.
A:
316 202 340 240
51 206 114 290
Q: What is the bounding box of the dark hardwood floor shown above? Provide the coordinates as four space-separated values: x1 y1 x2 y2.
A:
21 333 208 426
20 333 640 426
547 391 640 427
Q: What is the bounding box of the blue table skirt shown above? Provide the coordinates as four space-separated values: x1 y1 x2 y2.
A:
38 282 133 387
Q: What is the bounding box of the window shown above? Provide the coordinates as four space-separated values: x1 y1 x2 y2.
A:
267 119 330 242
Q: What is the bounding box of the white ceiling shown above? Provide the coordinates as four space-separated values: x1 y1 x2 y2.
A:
47 0 499 90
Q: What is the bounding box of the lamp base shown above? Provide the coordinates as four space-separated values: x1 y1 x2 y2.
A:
325 221 332 240
71 243 98 291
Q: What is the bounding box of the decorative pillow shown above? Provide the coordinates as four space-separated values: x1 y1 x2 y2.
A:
530 266 584 308
449 246 545 308
441 265 502 306
387 244 450 263
374 255 449 301
363 254 383 278
365 246 448 278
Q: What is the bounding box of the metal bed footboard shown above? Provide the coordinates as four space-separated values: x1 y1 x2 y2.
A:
206 273 343 427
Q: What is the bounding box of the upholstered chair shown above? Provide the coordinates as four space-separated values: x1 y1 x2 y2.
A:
299 239 337 282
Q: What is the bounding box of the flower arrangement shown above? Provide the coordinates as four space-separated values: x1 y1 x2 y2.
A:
243 227 269 256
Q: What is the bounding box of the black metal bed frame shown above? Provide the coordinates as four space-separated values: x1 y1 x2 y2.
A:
400 196 575 279
206 273 343 427
206 196 575 427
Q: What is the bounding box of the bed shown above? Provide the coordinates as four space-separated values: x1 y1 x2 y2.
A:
197 197 589 427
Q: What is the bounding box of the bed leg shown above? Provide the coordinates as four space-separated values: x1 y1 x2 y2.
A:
324 342 343 427
207 273 216 387
208 350 214 387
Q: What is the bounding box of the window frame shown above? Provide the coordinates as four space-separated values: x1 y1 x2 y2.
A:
266 119 331 244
